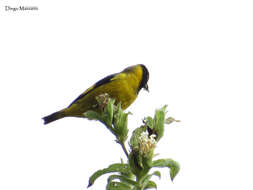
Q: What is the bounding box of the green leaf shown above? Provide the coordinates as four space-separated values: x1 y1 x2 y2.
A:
143 116 154 129
129 126 147 149
165 117 180 125
128 151 143 176
83 98 117 133
83 110 101 121
113 103 130 143
104 98 115 126
153 105 167 142
119 160 135 179
106 181 132 190
128 151 152 179
152 159 180 181
107 175 136 186
144 180 157 189
88 163 130 188
151 171 161 179
139 171 160 189
140 173 152 189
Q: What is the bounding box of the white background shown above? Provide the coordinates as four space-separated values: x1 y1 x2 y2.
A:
1 0 253 189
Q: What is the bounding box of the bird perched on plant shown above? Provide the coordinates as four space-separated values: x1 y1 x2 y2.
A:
42 64 149 125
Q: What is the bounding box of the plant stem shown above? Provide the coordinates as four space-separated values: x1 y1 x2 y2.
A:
118 141 129 158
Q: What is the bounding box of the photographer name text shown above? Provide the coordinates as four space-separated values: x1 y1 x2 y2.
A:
5 6 38 11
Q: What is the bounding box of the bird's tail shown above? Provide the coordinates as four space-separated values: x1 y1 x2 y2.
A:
42 110 66 125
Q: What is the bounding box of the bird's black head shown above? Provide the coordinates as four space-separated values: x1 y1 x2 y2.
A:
138 64 149 93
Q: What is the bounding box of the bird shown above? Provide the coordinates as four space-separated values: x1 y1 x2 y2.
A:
42 64 149 125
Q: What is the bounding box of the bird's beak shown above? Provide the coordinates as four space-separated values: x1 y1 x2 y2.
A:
144 84 149 92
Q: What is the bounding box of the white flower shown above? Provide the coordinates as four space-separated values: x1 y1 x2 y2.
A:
139 131 157 156
139 131 149 142
150 134 156 143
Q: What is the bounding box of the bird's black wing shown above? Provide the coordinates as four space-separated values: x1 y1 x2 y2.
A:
68 73 117 107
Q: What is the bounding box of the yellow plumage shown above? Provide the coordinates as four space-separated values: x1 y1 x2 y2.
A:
42 64 149 124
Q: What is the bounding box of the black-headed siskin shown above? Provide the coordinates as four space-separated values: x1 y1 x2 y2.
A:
42 64 149 124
